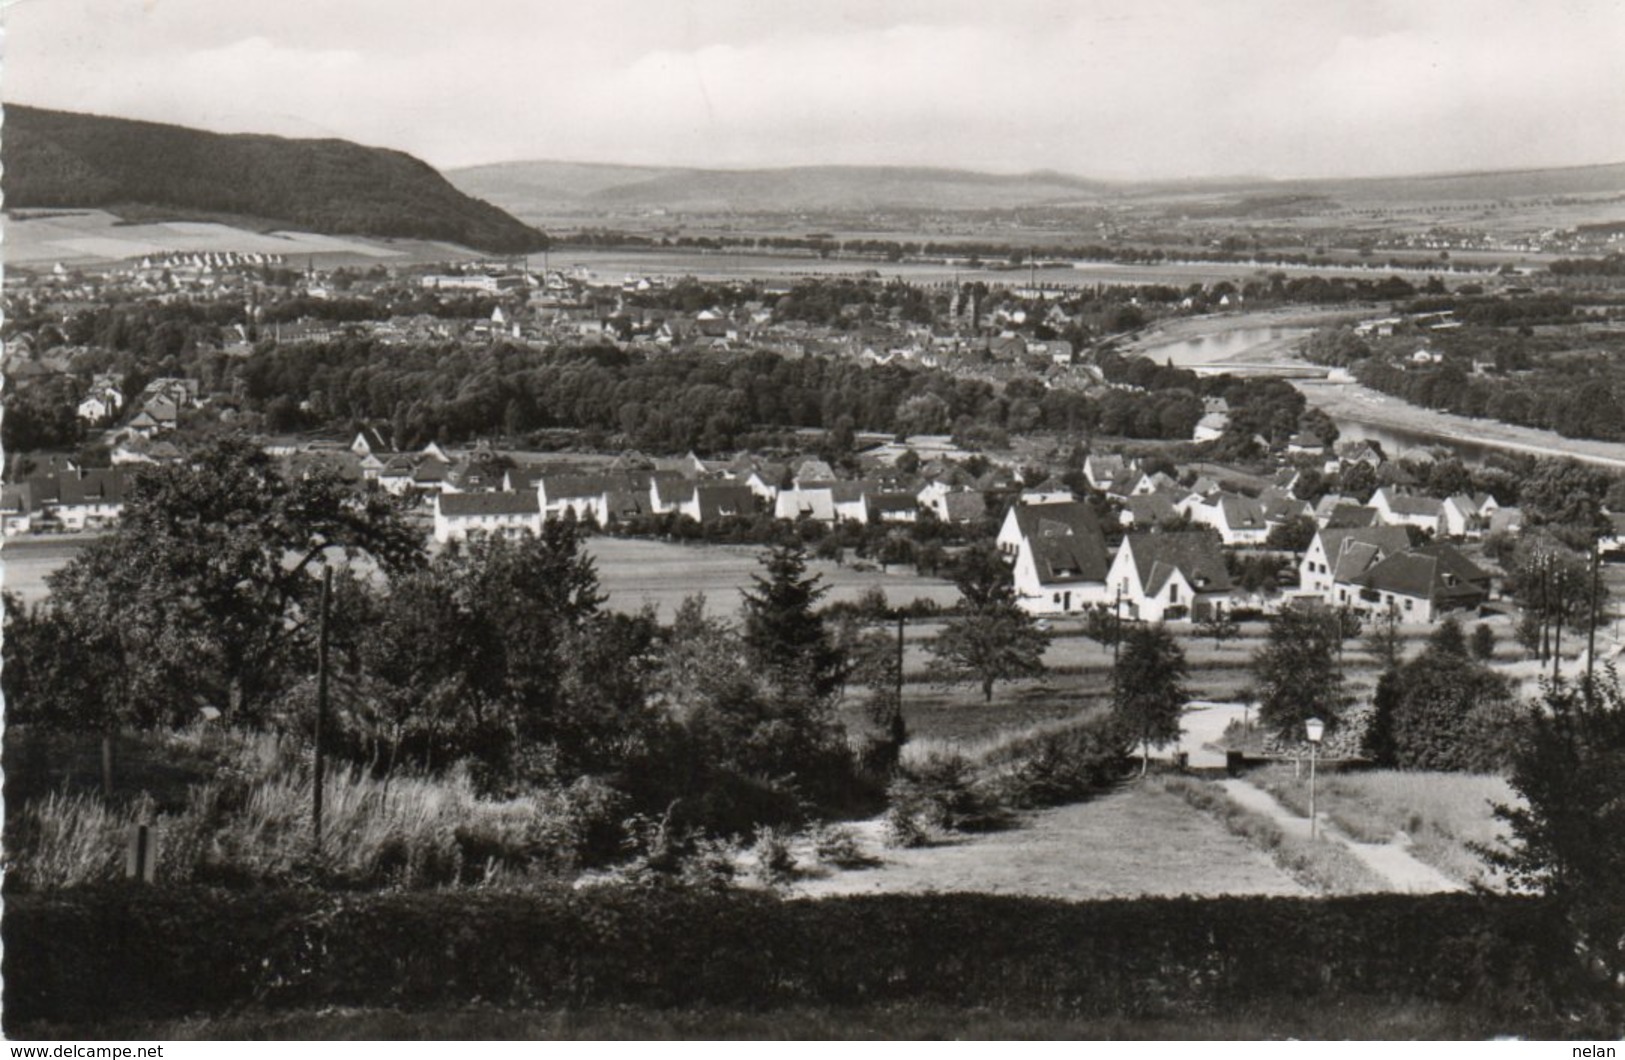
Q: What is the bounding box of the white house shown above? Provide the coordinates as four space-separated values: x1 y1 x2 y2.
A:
1371 488 1445 534
1337 543 1492 623
433 491 542 543
773 482 838 523
1001 500 1112 615
1106 532 1234 622
1189 493 1269 546
1298 526 1412 602
1439 493 1497 539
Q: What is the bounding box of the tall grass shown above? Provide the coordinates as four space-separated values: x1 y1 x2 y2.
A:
5 739 622 891
1249 766 1518 888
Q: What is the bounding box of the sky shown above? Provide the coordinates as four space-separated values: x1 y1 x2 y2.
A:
5 0 1625 181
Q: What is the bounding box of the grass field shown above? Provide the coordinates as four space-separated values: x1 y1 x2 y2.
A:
792 782 1306 901
1248 766 1519 889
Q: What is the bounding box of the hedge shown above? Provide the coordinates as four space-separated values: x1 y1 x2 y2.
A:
2 885 1571 1031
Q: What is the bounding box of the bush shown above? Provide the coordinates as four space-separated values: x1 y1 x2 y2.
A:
983 715 1130 809
751 827 797 888
2 887 1581 1034
885 751 1007 839
810 823 876 868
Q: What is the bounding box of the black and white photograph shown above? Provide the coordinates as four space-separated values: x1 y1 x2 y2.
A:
3 0 1625 1043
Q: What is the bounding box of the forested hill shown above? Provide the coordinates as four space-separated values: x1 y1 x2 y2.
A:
1 106 548 254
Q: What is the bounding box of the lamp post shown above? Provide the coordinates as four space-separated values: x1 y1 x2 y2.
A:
1304 717 1324 840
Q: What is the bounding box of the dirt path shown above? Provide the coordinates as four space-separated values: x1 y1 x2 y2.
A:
1220 778 1465 894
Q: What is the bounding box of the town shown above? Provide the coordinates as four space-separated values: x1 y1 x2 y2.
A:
6 0 1625 1041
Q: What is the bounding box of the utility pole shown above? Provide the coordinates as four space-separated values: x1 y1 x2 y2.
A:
1586 543 1601 708
313 566 332 854
893 614 907 748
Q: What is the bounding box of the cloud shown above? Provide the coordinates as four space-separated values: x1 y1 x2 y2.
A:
5 0 1623 178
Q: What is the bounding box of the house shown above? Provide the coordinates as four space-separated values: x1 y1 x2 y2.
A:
1001 501 1112 615
1320 503 1380 530
743 465 789 502
1599 513 1625 558
793 458 836 484
1083 453 1133 493
3 484 37 536
651 479 758 524
1439 494 1493 539
433 491 542 543
77 388 122 423
1298 526 1412 601
1128 471 1180 497
1107 532 1234 622
867 491 921 524
1371 488 1444 534
1019 476 1075 505
773 481 839 523
830 481 878 524
1190 493 1268 546
1120 492 1180 529
1284 432 1324 456
350 427 392 458
1341 544 1493 623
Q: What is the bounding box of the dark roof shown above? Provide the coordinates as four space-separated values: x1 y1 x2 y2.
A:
941 490 988 522
867 491 920 515
1010 500 1102 542
437 491 540 517
1322 504 1379 529
1350 544 1491 605
1013 501 1110 582
693 483 756 521
1124 532 1232 594
1321 526 1412 579
1123 493 1178 526
1217 494 1267 530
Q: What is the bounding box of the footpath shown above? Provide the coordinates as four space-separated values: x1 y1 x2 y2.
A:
1218 778 1465 894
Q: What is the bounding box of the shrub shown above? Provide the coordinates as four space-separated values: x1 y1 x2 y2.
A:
983 715 1129 809
2 887 1581 1034
810 823 876 868
751 826 797 888
886 751 1006 838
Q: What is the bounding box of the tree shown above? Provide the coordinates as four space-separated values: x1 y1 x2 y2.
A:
1363 600 1404 671
32 439 421 727
740 544 844 703
1471 622 1497 662
1391 643 1516 772
928 545 1048 703
1252 606 1346 740
1485 673 1625 1016
1265 515 1318 553
1113 623 1189 776
1197 608 1240 650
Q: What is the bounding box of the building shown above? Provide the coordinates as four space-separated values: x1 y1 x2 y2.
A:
1371 488 1445 534
1106 532 1234 622
1298 526 1412 601
1339 543 1492 623
1000 500 1112 615
433 491 542 543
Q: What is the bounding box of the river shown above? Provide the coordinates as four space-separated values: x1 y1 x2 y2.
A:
1137 325 1625 469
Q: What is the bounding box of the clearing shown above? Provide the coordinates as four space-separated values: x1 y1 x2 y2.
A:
792 782 1307 901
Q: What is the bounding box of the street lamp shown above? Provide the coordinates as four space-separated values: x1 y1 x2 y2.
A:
1304 717 1325 840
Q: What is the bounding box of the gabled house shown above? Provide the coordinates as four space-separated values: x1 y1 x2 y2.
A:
773 481 838 523
433 491 542 543
1371 488 1444 534
1001 501 1112 615
1299 526 1412 602
1120 492 1180 529
1192 411 1229 443
1107 532 1234 622
867 491 921 524
1083 453 1133 493
1341 544 1492 623
1439 494 1490 539
1190 493 1268 546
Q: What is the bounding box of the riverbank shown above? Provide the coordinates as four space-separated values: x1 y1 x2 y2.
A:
1298 379 1625 470
1121 306 1370 368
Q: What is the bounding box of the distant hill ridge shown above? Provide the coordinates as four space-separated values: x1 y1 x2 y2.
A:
449 156 1625 219
2 106 548 254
